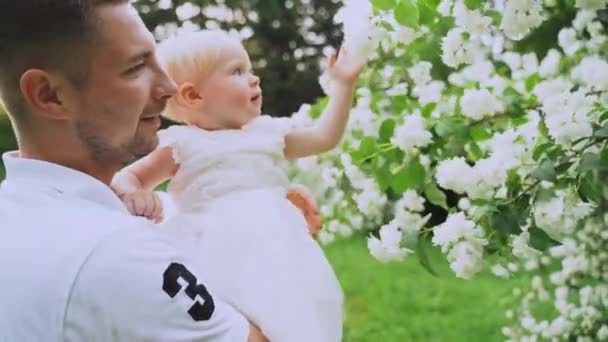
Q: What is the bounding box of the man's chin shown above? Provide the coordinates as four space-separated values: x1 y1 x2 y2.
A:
130 134 158 160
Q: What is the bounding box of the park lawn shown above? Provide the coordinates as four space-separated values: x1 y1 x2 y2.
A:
323 236 531 342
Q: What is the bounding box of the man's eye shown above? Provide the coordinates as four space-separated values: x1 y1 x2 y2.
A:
127 63 146 74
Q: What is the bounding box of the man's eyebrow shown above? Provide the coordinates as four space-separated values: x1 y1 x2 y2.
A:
126 50 153 64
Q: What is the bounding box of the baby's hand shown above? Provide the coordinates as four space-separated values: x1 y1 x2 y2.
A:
118 190 164 224
327 46 368 85
287 185 322 239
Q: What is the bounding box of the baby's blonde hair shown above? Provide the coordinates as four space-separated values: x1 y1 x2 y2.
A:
157 30 241 122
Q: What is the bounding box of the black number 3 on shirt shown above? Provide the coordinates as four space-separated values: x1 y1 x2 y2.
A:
162 263 216 321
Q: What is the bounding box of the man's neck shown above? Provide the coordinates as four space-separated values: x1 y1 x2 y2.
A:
18 144 119 186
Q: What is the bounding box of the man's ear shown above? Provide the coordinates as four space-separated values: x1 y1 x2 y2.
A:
174 83 204 109
19 69 69 120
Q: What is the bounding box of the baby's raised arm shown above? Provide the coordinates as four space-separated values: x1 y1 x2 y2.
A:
284 46 368 160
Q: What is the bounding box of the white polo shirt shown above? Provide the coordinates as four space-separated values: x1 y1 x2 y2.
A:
0 152 249 342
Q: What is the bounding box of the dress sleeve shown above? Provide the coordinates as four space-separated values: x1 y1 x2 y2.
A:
157 126 184 164
248 115 298 138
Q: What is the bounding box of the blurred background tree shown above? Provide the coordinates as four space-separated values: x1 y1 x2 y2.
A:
0 0 342 175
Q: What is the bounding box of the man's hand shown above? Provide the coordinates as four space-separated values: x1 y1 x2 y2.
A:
118 190 164 223
286 184 322 238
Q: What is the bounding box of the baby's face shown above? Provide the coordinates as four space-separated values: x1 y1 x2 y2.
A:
194 42 262 130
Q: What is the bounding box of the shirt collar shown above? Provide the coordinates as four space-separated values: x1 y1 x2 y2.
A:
1 151 128 213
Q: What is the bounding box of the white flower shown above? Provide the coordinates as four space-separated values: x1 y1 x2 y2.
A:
453 2 492 36
412 81 445 105
448 240 485 279
573 10 597 32
391 113 433 152
534 79 572 102
386 82 409 96
436 157 477 194
500 0 545 40
558 28 582 56
354 181 387 221
572 56 608 91
397 190 426 213
347 106 379 136
391 24 418 46
367 222 413 262
492 264 511 278
474 155 512 189
392 210 429 238
460 88 504 120
543 317 575 338
442 28 476 68
408 61 433 86
598 325 608 340
334 0 383 58
432 212 486 252
575 0 608 10
318 230 336 245
512 231 542 259
539 49 562 77
543 90 595 146
534 197 566 238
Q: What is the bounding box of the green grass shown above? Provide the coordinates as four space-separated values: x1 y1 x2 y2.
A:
324 237 531 342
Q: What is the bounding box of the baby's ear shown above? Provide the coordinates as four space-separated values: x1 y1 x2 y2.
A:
175 83 203 108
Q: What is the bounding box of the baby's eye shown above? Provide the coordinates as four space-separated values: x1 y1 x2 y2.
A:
233 67 243 75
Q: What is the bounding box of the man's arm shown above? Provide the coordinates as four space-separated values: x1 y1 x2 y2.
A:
64 224 265 342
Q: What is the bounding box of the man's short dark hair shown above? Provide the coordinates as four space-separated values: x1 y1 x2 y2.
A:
0 0 127 123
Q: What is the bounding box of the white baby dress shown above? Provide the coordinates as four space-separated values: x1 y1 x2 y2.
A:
158 115 344 342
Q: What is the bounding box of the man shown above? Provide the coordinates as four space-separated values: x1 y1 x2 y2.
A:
0 1 268 341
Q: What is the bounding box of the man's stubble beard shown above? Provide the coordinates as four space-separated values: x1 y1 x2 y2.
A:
76 119 158 167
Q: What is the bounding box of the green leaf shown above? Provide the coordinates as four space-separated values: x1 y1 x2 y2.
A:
578 152 604 173
374 162 393 192
470 124 493 142
309 97 329 119
531 159 557 182
484 9 502 26
464 0 483 10
371 0 397 10
424 182 448 210
525 73 541 93
490 206 523 238
394 0 419 28
434 116 467 138
351 136 377 163
467 141 484 161
532 142 553 161
529 226 561 251
421 103 437 118
379 119 396 143
595 122 608 138
423 0 440 7
578 171 602 202
418 0 437 26
390 157 426 194
416 238 438 277
600 111 608 124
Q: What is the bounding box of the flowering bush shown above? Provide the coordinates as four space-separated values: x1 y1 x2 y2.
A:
290 0 608 339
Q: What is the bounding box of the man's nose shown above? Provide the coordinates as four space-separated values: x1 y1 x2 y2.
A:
153 65 178 102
